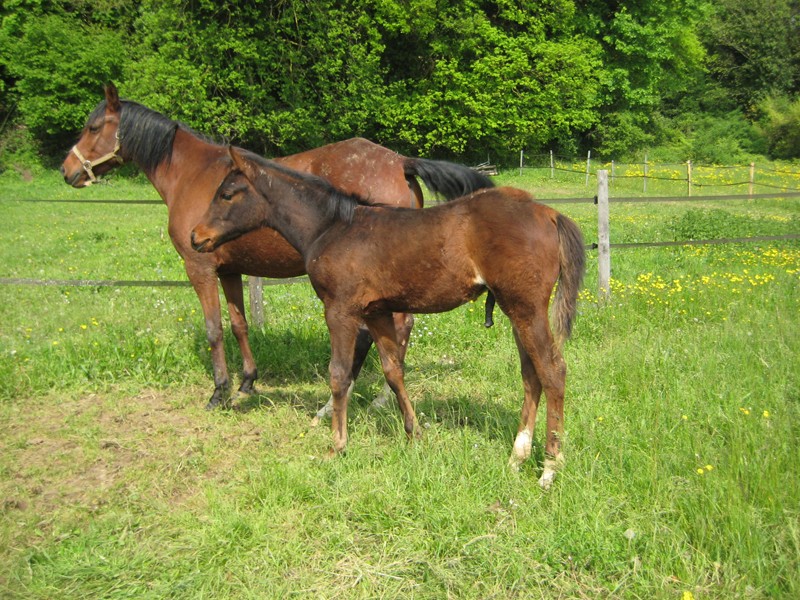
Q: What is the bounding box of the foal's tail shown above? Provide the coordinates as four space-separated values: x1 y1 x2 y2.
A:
404 158 495 201
552 214 586 349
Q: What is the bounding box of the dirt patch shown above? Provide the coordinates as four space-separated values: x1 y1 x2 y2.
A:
0 388 264 527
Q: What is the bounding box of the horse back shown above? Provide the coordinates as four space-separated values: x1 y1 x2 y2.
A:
276 138 418 208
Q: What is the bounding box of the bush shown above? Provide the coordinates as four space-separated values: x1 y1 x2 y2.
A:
758 95 800 160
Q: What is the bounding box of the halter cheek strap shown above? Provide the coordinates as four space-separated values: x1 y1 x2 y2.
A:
70 131 123 185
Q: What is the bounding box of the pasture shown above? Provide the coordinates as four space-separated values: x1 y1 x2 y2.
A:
1 167 798 598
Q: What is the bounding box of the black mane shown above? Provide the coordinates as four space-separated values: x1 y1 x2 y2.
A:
88 100 214 174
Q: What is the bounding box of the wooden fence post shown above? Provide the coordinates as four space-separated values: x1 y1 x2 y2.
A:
643 153 648 193
249 276 264 328
749 162 755 197
585 150 592 187
687 160 692 196
597 170 611 303
550 150 555 179
519 150 524 176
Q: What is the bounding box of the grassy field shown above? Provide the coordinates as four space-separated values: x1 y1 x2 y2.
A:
1 166 799 598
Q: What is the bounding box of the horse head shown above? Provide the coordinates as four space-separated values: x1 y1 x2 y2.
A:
61 83 124 187
191 147 266 252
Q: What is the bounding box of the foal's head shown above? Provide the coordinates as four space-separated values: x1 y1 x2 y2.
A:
190 149 265 252
191 146 361 253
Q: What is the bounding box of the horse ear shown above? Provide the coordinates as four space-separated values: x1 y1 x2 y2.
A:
104 82 121 112
228 146 253 179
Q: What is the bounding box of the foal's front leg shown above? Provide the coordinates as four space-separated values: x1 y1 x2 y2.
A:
326 315 361 454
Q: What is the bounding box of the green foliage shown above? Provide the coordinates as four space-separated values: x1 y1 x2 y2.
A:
1 0 799 162
704 0 800 111
758 94 800 160
1 11 127 150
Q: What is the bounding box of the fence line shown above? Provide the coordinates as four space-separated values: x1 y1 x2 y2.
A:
519 150 800 195
3 180 799 308
0 276 307 288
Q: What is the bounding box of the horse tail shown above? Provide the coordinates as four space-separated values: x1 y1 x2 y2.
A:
552 213 586 349
404 158 495 202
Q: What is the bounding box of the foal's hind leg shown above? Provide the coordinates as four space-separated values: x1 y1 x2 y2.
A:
508 328 543 472
219 273 258 397
370 312 414 411
509 316 567 489
364 314 419 440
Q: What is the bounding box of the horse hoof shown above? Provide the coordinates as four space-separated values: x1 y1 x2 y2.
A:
537 455 564 490
312 399 334 426
537 469 556 490
205 390 231 410
369 394 392 412
238 380 257 396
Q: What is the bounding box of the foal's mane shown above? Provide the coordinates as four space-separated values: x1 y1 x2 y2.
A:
88 99 216 174
242 150 375 225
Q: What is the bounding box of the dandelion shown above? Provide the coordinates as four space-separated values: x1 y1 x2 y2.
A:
597 416 604 422
696 468 705 475
683 591 695 600
704 465 714 472
739 407 750 416
80 324 88 330
681 415 688 421
762 410 770 418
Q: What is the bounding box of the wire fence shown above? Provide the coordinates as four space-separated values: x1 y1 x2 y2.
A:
516 150 800 195
3 160 800 295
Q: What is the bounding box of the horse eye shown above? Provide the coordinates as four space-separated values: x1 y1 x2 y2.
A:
221 192 233 201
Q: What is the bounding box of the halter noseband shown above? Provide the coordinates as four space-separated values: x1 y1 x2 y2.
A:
70 131 123 184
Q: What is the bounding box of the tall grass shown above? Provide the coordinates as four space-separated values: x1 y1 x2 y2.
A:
0 169 798 598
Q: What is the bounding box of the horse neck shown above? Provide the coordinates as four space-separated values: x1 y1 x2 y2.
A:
142 129 222 211
258 168 342 257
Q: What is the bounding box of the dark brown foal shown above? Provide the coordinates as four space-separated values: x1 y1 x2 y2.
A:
192 147 585 487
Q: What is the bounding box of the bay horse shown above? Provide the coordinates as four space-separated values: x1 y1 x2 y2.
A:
60 83 494 411
191 147 586 488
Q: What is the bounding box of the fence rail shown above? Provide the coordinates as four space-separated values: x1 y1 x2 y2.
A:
3 181 799 309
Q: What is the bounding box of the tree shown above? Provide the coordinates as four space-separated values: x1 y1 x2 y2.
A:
372 0 603 158
0 4 129 153
573 0 709 157
704 0 800 113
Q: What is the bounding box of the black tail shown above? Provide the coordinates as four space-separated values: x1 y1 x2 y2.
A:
404 158 494 201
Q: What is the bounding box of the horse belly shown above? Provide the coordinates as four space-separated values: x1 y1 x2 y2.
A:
365 280 485 315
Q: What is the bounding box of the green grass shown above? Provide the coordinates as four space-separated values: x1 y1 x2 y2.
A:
0 168 798 598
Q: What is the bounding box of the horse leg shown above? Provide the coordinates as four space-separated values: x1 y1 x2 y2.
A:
188 274 230 409
508 314 567 489
312 326 372 425
508 327 543 472
364 314 419 440
326 315 360 454
370 312 414 411
219 273 258 397
312 312 414 423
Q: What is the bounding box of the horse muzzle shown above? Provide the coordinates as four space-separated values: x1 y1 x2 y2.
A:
65 132 123 186
190 229 215 253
